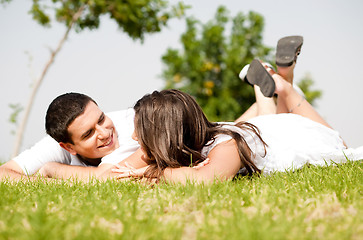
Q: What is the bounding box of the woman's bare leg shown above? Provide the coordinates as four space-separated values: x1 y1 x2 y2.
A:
254 85 276 115
272 72 333 129
235 102 258 122
235 62 277 122
274 35 302 113
260 57 347 146
235 82 277 122
275 63 295 113
270 57 332 129
274 75 347 147
277 65 294 84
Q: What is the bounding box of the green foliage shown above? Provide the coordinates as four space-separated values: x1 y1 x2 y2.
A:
8 103 23 135
8 103 23 124
1 0 188 157
161 6 323 122
26 0 187 41
0 160 362 239
162 6 274 121
0 0 11 5
297 73 322 106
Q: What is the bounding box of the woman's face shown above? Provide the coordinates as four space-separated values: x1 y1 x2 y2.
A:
132 120 148 159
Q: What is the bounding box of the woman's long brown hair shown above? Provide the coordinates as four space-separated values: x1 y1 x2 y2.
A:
133 89 266 180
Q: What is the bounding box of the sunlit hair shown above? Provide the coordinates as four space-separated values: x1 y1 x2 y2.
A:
133 89 266 180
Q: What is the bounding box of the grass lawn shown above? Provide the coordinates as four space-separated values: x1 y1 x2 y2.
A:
0 160 362 240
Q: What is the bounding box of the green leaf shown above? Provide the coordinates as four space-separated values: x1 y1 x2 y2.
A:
161 6 321 121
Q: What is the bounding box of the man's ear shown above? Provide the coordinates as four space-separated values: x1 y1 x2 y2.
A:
59 142 77 155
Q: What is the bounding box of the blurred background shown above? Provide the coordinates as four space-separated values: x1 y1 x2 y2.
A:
1 0 362 162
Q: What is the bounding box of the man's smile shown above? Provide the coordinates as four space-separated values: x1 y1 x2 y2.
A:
98 132 114 148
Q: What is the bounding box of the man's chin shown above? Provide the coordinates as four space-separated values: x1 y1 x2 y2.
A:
77 154 102 166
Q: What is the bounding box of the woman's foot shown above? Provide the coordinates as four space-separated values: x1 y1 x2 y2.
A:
271 72 294 97
239 62 275 85
244 59 296 98
276 35 303 84
245 59 276 97
276 35 303 67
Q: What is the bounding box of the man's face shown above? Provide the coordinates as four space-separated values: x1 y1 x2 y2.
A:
63 102 119 159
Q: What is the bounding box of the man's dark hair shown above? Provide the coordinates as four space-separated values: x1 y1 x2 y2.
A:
45 92 97 143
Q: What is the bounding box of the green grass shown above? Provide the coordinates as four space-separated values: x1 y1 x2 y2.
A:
1 160 362 240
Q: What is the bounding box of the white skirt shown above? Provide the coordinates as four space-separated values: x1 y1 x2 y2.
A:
247 113 363 174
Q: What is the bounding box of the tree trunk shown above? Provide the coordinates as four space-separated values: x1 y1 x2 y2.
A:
11 5 85 158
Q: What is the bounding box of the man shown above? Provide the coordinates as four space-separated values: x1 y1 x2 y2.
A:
0 92 146 181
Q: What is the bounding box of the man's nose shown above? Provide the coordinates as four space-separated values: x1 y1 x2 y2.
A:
96 125 109 139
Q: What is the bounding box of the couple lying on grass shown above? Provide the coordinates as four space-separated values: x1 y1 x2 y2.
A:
1 36 362 184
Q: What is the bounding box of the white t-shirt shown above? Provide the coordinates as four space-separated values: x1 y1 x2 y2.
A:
13 108 139 175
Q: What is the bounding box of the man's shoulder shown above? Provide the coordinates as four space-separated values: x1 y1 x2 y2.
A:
12 135 74 175
106 108 135 141
106 108 135 121
14 135 71 159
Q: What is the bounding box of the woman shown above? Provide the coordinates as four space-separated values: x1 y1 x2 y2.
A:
130 87 266 183
112 38 362 183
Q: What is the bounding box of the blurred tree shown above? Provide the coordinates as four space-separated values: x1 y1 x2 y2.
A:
297 73 322 106
2 0 187 157
27 0 186 41
161 6 321 122
162 6 272 122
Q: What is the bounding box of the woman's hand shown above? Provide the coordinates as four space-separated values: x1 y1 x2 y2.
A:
112 162 148 179
192 158 210 170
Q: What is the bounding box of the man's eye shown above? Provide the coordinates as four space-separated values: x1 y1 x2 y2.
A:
99 115 105 124
83 130 93 139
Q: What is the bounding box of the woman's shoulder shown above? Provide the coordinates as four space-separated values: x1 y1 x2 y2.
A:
201 122 258 157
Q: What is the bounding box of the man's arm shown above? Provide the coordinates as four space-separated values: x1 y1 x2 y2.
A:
0 160 27 180
38 162 112 182
39 148 147 181
7 136 74 179
0 160 53 182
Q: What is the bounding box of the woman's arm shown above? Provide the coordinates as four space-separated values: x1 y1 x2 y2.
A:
112 140 243 184
100 148 148 179
117 148 149 168
163 139 243 184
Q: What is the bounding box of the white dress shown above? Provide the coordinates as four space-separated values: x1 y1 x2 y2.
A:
202 113 363 174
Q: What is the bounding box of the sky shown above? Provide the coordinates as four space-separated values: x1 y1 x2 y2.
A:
0 0 362 161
